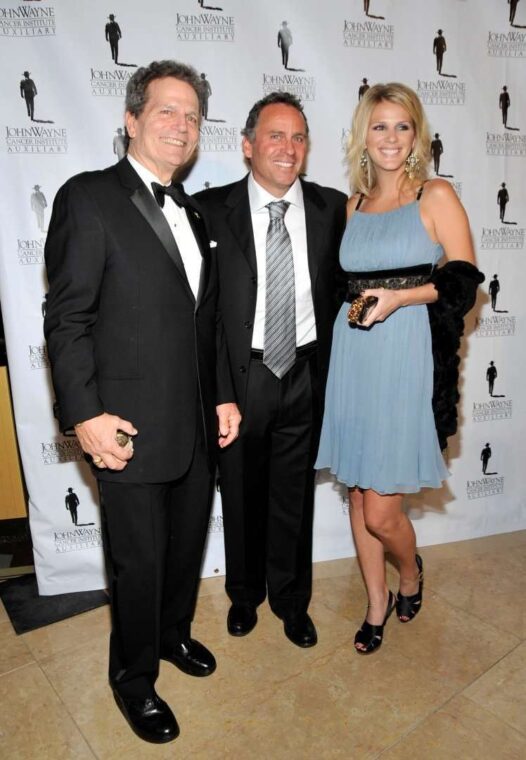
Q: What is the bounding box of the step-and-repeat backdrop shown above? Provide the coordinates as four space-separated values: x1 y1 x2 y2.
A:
0 0 524 594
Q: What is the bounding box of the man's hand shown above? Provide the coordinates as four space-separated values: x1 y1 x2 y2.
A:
216 403 241 449
75 413 137 470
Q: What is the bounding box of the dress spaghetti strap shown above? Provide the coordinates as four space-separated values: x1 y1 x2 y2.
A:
355 193 365 210
416 181 428 201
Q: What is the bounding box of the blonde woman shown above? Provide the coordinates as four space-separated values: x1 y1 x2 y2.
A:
316 83 483 654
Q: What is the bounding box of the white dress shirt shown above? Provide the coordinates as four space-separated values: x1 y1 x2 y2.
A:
127 155 202 298
247 173 316 349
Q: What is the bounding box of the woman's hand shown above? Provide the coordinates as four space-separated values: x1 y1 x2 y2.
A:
358 281 439 328
358 288 403 327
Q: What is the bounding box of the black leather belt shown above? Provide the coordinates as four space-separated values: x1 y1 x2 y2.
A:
250 341 317 360
345 263 433 301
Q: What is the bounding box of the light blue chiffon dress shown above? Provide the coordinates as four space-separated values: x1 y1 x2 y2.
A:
315 200 449 494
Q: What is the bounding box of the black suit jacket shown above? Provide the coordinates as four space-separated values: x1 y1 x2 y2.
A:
44 158 233 483
194 176 347 410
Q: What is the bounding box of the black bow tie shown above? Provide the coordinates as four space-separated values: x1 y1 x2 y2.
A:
151 181 187 209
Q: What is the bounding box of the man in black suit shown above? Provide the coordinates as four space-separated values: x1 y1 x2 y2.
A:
430 133 443 175
277 21 293 69
195 92 346 648
433 29 447 75
44 60 240 744
65 487 79 525
489 274 500 311
105 14 121 64
497 182 509 222
20 71 37 120
499 86 510 128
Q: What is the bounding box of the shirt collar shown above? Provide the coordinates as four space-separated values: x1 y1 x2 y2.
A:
247 172 304 213
126 155 172 195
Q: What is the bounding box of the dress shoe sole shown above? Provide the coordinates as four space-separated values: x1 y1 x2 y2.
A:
284 633 318 648
113 693 180 744
228 625 256 637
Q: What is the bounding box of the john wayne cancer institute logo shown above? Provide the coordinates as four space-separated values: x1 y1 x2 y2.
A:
343 19 394 49
200 124 239 152
475 315 516 338
473 398 512 423
466 475 504 499
41 438 84 465
480 227 524 250
54 526 102 553
417 80 465 106
91 68 134 97
29 344 49 369
18 238 45 265
487 30 526 58
262 73 316 101
6 125 67 154
486 132 526 157
175 12 235 42
0 4 56 37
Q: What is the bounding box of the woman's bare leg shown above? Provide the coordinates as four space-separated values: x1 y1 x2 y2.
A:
349 488 421 638
349 488 389 638
362 490 420 602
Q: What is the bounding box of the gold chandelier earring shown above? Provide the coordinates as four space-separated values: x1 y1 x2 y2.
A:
360 149 368 173
404 151 419 179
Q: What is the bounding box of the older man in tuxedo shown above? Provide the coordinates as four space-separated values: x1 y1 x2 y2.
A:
195 92 346 649
44 60 240 744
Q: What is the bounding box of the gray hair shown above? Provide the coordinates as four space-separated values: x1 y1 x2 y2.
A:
125 59 204 117
241 91 309 142
123 60 204 151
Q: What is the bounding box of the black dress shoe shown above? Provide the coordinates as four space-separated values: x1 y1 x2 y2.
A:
161 638 216 677
283 613 318 648
113 690 179 744
227 604 258 636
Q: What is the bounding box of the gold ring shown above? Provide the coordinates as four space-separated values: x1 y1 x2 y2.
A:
92 455 103 465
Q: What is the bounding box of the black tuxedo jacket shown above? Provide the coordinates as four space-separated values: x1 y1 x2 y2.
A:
44 158 233 483
194 176 347 410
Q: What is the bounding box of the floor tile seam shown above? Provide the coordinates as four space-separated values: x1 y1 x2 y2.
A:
373 656 521 760
376 686 526 759
0 658 37 680
24 628 109 664
424 585 524 641
38 658 100 758
459 636 526 692
373 690 462 757
0 620 36 653
381 638 526 749
461 692 526 740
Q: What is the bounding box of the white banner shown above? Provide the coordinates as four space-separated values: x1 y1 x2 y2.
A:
0 0 524 593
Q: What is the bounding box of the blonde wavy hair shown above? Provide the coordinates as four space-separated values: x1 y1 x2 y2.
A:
346 82 431 196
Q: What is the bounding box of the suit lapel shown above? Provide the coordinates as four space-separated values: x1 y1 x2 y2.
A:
301 179 326 295
116 159 195 304
224 177 257 276
184 198 210 310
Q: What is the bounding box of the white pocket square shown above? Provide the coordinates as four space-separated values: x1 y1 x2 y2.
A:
209 240 218 248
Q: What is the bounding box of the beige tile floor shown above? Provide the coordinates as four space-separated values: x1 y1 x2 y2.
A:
1 531 525 759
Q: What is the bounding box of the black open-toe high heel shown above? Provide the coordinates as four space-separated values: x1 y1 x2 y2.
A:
354 590 396 655
396 554 423 623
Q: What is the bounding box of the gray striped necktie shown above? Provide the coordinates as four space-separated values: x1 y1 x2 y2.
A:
263 200 296 379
